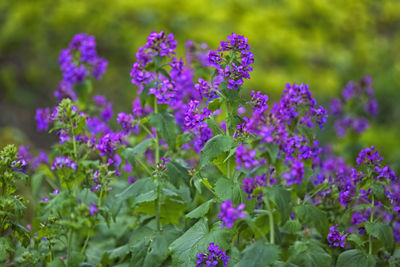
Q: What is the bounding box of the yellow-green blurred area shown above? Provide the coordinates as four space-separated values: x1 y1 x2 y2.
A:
1 0 400 163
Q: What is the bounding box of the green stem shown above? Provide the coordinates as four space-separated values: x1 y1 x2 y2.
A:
81 234 90 254
369 195 374 255
153 97 161 231
264 198 275 244
136 158 153 176
225 101 231 178
70 122 77 160
67 228 73 266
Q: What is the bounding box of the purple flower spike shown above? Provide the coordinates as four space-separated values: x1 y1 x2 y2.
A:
218 200 246 228
327 225 347 248
196 243 230 267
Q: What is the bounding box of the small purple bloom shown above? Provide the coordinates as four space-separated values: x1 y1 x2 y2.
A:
218 200 246 228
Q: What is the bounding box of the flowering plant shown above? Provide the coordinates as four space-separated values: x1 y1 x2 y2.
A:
1 31 399 267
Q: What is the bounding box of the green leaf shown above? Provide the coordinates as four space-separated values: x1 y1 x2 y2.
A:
370 183 385 201
347 233 366 248
165 161 190 187
267 186 292 222
149 111 177 149
169 218 234 266
294 204 328 236
134 190 157 205
235 240 280 267
200 135 233 167
130 225 181 267
208 98 223 111
264 143 279 164
282 219 301 234
115 178 155 200
336 249 376 267
288 241 331 267
185 200 214 219
206 118 225 135
215 178 245 204
0 237 14 261
365 221 394 249
123 139 154 160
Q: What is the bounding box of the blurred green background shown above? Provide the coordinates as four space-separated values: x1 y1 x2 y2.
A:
1 0 400 163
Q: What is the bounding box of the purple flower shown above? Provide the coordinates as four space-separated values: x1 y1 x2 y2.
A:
35 108 51 131
251 90 269 113
356 146 383 167
282 160 305 186
242 174 267 199
89 202 98 215
117 113 135 134
327 225 347 248
183 100 211 130
56 33 107 101
375 165 397 182
218 200 246 228
196 243 230 267
95 133 122 157
235 144 263 170
51 157 77 170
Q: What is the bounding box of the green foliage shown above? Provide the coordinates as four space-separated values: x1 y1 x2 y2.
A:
235 240 280 267
336 249 376 267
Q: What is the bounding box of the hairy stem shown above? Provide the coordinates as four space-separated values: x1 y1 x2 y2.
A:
154 97 162 231
369 195 374 255
225 100 231 178
265 197 275 244
67 228 73 266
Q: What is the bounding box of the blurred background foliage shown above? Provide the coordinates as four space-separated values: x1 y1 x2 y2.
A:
0 0 400 164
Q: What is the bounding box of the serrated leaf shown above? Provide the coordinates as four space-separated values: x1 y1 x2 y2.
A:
267 186 292 222
130 225 181 267
208 98 223 112
336 249 376 267
215 178 245 204
294 204 328 236
169 218 234 266
283 219 301 234
186 200 214 219
288 241 331 267
370 183 385 201
200 135 233 167
115 178 155 200
235 240 280 267
165 161 190 187
149 112 177 149
365 221 394 249
123 139 154 161
134 190 157 205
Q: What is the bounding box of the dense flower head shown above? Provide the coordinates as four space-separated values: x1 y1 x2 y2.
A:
242 174 267 199
235 144 264 170
95 132 122 157
196 243 230 267
219 200 246 228
183 100 212 130
185 40 210 67
356 146 383 167
145 31 177 57
331 76 378 137
250 90 269 113
35 108 52 131
327 225 347 248
116 113 135 134
208 33 254 90
51 157 77 170
282 160 305 186
55 33 107 102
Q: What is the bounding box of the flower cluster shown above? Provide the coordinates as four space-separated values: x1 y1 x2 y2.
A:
208 33 254 90
331 76 378 136
218 200 246 228
55 33 107 101
196 243 230 267
327 225 347 248
50 157 77 170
